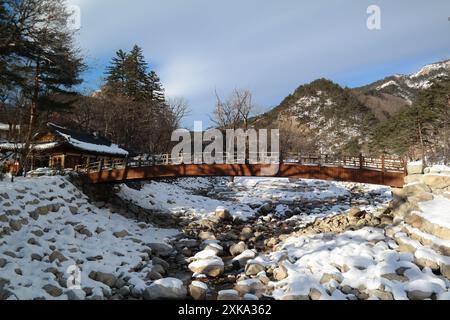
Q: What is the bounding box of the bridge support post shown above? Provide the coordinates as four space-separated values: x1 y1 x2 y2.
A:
98 159 104 172
359 153 364 170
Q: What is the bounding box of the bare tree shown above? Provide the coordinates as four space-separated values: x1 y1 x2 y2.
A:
212 89 255 130
167 97 190 129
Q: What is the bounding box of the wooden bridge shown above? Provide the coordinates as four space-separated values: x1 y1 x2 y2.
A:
75 153 407 188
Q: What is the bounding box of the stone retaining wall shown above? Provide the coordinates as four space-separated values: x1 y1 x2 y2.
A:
393 163 450 222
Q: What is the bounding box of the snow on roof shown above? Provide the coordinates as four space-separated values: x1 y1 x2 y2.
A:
0 142 61 151
0 123 19 131
0 123 129 157
59 132 129 156
48 123 129 156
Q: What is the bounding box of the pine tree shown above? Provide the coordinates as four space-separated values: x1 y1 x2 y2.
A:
146 70 165 102
105 44 165 103
124 45 148 100
105 49 128 94
369 78 448 163
0 0 85 173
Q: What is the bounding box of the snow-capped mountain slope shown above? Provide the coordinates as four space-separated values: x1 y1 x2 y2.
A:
250 60 449 155
357 59 450 105
251 79 377 154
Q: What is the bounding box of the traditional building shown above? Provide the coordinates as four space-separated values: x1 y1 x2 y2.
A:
0 123 133 170
0 123 20 142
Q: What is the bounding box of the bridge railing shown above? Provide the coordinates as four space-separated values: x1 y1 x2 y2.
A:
74 153 406 174
282 153 405 171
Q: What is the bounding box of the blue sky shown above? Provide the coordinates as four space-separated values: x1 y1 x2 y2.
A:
67 0 450 128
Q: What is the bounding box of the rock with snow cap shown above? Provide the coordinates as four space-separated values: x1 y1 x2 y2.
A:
144 278 187 300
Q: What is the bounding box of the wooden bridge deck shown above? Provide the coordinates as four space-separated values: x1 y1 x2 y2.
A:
76 154 406 188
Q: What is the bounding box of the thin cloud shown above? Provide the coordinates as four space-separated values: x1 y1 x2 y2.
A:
67 0 450 127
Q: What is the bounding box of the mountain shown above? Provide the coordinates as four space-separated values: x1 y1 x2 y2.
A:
354 59 450 120
250 60 450 155
251 79 377 155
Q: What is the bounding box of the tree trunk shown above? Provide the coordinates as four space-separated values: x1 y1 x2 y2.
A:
21 59 40 176
417 118 426 167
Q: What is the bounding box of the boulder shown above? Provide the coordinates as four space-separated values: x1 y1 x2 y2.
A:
229 241 248 257
407 161 423 175
68 206 78 215
218 290 240 300
146 271 163 281
243 293 259 300
89 272 118 288
5 209 20 216
403 183 431 197
152 264 166 276
204 243 223 255
152 257 170 270
408 192 434 204
273 264 289 281
320 273 343 284
280 293 309 300
31 254 43 262
9 220 22 231
407 290 432 300
404 175 424 185
215 207 232 221
148 243 173 257
113 230 129 238
347 208 366 219
144 278 186 300
234 279 265 298
188 257 224 277
79 228 93 237
189 281 208 300
35 205 50 216
415 256 440 272
49 250 67 263
369 289 394 300
240 227 253 240
440 263 450 280
381 273 409 283
119 286 131 297
31 229 44 237
42 284 63 297
245 263 266 276
66 289 86 300
232 250 256 267
258 203 273 215
198 231 216 241
0 288 13 300
309 288 322 300
423 175 450 190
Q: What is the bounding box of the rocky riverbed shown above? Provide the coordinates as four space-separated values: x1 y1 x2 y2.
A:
1 175 450 300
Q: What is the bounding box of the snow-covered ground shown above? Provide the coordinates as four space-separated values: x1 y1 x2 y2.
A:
266 227 450 300
118 178 255 220
0 176 178 300
118 177 392 224
418 197 450 229
1 171 449 300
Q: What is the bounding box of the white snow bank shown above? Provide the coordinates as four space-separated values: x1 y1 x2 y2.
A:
0 176 178 300
118 178 255 220
418 196 450 229
267 227 450 300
